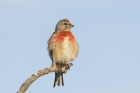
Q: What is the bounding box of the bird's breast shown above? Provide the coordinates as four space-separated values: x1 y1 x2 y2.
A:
54 31 75 42
53 31 78 64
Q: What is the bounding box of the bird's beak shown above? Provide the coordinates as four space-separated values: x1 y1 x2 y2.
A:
70 23 74 27
71 24 74 27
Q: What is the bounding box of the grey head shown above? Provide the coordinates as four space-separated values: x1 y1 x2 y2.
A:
55 19 74 32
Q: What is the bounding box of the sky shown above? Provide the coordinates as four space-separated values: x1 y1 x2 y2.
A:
0 0 140 93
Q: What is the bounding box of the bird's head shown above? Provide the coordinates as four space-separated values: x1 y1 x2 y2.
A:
55 19 74 32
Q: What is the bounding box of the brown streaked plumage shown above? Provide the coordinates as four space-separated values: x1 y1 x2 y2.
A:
47 19 79 87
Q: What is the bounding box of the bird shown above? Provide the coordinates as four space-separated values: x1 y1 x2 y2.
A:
47 18 79 87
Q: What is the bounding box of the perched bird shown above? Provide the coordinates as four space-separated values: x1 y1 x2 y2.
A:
47 19 79 87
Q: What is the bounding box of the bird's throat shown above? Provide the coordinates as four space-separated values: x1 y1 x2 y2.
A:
54 31 75 42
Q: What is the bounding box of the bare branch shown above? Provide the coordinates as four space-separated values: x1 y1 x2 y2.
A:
17 63 73 93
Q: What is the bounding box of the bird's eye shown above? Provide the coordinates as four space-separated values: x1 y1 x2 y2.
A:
64 23 67 25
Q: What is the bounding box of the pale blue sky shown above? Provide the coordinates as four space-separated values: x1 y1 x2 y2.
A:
0 0 140 93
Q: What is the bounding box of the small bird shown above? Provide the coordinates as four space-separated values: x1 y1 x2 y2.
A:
47 19 79 87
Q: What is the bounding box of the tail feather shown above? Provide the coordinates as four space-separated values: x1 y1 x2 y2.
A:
53 72 64 87
61 73 64 86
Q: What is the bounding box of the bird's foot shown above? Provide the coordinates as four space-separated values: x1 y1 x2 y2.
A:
66 63 73 70
65 64 70 70
62 63 73 74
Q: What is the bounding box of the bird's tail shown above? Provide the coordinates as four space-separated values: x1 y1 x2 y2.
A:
53 72 64 87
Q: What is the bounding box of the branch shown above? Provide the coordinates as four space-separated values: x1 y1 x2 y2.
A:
17 63 73 93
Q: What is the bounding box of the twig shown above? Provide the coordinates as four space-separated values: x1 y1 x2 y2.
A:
17 63 73 93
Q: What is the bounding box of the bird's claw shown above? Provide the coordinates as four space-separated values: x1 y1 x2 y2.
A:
65 64 70 71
